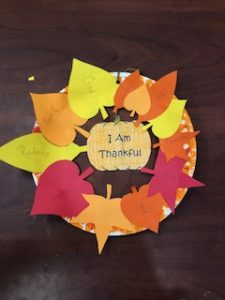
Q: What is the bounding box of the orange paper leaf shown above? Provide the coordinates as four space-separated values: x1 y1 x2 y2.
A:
135 71 177 126
113 70 144 113
30 93 89 146
153 130 199 161
74 185 134 254
121 185 165 233
124 84 151 117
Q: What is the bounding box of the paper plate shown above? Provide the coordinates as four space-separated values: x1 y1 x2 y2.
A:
33 72 197 236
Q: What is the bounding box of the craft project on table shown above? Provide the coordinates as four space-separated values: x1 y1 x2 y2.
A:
0 58 204 254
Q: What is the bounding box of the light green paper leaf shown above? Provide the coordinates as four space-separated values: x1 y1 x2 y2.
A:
68 59 117 120
0 133 87 173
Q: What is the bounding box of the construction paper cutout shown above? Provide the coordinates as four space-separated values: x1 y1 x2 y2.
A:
141 151 204 212
0 133 86 173
31 160 94 217
121 185 166 233
68 59 118 120
153 130 200 161
87 121 151 171
124 84 151 117
135 71 177 126
30 92 89 146
28 75 35 81
113 70 143 112
142 99 186 138
74 184 134 254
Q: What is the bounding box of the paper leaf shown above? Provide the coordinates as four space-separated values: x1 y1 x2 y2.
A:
154 130 200 161
121 185 165 233
113 70 143 112
141 151 204 212
30 92 89 146
0 133 86 173
28 75 35 81
74 184 134 254
68 59 118 120
142 99 186 138
31 160 94 218
136 71 177 125
124 84 151 117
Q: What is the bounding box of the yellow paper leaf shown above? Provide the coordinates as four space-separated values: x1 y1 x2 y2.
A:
28 75 35 81
142 99 186 138
68 59 118 120
0 133 87 173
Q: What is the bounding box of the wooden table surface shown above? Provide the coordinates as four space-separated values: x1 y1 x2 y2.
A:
0 1 225 299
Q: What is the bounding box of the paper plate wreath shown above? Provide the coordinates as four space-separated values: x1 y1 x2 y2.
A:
0 59 204 254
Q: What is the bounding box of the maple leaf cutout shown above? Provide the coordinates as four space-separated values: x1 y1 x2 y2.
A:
153 130 200 161
141 151 204 213
74 185 134 254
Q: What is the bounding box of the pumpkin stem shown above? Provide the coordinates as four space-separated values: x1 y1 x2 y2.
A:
100 106 108 120
106 184 112 200
113 115 121 124
74 126 90 139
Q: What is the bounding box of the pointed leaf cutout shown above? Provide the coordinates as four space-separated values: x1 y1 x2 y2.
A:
154 130 200 161
31 160 94 218
68 59 118 120
74 184 134 254
124 84 151 117
141 151 204 213
121 185 166 233
30 92 89 146
113 70 144 112
142 99 186 138
0 133 87 173
135 71 177 126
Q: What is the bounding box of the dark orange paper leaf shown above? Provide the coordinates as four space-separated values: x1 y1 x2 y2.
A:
154 130 200 161
121 185 165 233
135 71 177 126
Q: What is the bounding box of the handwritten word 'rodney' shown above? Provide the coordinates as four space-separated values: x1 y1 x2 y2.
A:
16 145 49 159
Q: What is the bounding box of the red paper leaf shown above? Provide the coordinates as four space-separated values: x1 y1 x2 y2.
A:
31 160 94 218
141 151 204 212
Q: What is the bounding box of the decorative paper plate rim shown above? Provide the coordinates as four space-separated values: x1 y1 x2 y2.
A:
32 71 197 236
